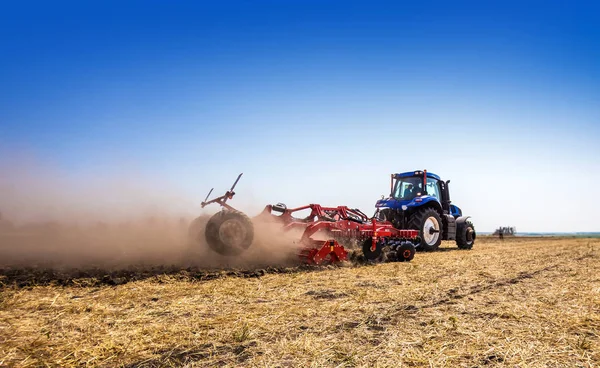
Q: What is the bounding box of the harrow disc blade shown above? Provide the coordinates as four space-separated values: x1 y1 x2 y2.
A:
361 238 382 261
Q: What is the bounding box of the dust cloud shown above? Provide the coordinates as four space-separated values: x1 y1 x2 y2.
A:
0 155 304 271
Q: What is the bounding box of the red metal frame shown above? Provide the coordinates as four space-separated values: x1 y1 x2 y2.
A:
298 239 349 265
256 203 418 264
257 204 369 225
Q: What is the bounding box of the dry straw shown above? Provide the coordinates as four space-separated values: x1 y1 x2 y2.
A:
1 237 598 367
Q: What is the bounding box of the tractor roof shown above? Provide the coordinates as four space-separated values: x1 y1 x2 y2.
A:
394 170 441 180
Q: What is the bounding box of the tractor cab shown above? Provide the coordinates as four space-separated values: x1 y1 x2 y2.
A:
392 176 423 200
391 173 441 201
377 171 445 212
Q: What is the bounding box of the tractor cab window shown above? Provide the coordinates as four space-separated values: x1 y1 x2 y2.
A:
426 178 441 199
393 177 423 200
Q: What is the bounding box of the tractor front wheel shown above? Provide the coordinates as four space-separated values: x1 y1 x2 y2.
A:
205 210 255 256
456 220 476 249
409 208 443 251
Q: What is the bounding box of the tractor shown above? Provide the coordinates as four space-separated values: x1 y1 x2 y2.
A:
374 170 475 251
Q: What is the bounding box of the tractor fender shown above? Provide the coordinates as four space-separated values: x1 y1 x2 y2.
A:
409 197 443 215
407 196 442 209
450 204 462 217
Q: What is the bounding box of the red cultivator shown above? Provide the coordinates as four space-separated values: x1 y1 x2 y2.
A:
193 174 421 265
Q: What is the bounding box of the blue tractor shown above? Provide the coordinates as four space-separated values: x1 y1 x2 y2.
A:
374 170 475 251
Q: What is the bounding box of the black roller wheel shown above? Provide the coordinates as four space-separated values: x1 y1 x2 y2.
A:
205 210 255 256
456 220 476 249
409 208 443 252
397 241 416 262
361 237 382 261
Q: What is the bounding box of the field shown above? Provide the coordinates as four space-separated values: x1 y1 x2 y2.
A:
1 236 599 367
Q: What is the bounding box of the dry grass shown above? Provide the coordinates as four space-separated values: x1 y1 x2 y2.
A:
1 237 599 367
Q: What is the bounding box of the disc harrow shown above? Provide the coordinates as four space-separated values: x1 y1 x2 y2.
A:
191 173 421 265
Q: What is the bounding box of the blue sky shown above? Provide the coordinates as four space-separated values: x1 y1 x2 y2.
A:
1 0 599 232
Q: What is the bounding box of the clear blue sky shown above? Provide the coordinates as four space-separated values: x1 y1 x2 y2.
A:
1 0 599 232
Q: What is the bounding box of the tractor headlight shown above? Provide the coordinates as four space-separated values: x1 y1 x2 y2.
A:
402 205 408 211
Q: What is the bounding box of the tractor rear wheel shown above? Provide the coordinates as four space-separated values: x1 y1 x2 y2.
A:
205 210 255 256
409 208 443 251
456 220 476 249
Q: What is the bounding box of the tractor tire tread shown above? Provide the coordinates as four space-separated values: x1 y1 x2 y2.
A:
205 210 255 256
456 220 476 250
408 207 443 252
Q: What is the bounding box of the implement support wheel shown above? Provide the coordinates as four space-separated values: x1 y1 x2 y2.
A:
205 210 255 256
397 241 416 262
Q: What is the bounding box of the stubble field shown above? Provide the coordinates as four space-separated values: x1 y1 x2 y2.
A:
1 236 599 367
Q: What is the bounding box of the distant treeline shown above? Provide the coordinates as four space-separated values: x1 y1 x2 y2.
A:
480 232 600 238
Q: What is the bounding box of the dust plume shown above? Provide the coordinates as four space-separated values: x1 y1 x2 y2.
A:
0 154 304 271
